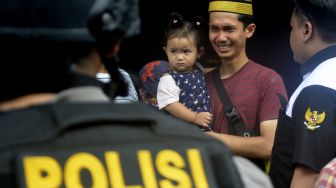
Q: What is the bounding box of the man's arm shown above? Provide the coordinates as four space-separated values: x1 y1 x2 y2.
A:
290 165 318 188
206 119 277 160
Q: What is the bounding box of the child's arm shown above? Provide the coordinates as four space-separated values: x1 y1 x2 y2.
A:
157 74 212 127
164 102 212 127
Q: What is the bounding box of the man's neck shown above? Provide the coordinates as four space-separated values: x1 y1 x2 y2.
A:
219 55 249 79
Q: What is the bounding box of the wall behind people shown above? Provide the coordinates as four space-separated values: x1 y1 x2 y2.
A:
118 0 301 96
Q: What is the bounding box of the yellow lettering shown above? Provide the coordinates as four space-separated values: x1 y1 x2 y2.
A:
156 150 191 188
187 149 209 188
105 151 142 188
138 150 158 188
23 156 62 188
64 152 108 188
23 149 208 188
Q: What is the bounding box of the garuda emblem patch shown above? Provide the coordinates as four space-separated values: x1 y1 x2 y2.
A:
304 107 325 130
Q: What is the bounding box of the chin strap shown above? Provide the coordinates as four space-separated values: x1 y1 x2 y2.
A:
99 55 128 98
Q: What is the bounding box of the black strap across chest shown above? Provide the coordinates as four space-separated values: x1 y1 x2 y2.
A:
212 68 257 137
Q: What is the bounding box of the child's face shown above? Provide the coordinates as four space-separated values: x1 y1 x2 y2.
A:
164 35 200 72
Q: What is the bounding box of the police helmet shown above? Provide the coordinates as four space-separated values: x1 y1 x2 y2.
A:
0 0 140 43
0 0 140 101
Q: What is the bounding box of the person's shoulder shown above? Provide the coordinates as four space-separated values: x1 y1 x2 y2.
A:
248 60 282 77
100 68 133 83
203 68 217 83
158 73 175 87
204 67 216 76
249 60 274 71
117 68 132 81
0 103 54 137
161 72 172 79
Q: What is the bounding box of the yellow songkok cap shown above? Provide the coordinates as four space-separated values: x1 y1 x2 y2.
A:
208 0 253 16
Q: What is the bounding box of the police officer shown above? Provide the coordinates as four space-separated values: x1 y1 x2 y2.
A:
0 0 250 187
269 0 336 187
0 0 139 105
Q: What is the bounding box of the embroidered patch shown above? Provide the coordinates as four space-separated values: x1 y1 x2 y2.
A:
304 107 325 130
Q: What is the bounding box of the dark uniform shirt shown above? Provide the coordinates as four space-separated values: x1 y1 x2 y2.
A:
270 45 336 188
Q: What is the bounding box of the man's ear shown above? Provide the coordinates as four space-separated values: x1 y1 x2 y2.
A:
302 21 313 42
245 23 256 39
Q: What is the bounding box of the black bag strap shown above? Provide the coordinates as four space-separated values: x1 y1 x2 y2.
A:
212 68 256 137
276 92 288 110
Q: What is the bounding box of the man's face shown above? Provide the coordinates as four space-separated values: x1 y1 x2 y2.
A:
208 12 249 61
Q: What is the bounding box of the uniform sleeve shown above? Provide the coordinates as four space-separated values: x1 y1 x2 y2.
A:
292 86 336 172
157 74 180 110
259 70 288 122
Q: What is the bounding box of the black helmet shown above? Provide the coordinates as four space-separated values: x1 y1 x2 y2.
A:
0 0 140 43
0 0 140 101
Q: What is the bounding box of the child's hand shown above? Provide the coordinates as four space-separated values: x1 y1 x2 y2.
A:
193 112 212 127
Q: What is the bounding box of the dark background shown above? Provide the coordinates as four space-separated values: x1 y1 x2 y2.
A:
119 0 302 96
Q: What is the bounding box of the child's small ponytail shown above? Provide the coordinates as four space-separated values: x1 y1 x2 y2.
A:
191 16 204 30
168 12 184 29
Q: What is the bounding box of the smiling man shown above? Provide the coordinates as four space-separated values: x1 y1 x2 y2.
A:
204 0 288 172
